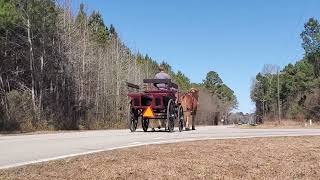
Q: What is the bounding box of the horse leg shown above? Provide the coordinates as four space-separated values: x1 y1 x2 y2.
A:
185 111 190 130
192 112 196 130
190 113 193 130
183 111 187 129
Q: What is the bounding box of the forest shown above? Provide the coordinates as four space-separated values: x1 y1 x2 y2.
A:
0 0 237 131
251 18 320 122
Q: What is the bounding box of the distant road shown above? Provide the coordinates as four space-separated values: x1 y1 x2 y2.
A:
1 126 320 169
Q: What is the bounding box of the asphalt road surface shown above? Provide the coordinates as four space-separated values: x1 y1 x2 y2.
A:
1 126 320 169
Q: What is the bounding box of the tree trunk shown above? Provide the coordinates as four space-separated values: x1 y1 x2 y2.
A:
0 75 10 128
27 18 37 121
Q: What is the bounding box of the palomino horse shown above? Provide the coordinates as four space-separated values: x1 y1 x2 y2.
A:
180 88 199 130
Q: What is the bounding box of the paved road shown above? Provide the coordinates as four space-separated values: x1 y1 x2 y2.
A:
1 126 320 169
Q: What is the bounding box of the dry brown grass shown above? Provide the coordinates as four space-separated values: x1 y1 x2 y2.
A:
239 119 320 129
1 136 320 180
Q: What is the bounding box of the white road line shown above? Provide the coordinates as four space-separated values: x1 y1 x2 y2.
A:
1 133 320 170
153 137 164 140
128 141 142 145
0 143 144 170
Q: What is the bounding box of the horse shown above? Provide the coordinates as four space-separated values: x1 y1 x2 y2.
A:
180 88 199 130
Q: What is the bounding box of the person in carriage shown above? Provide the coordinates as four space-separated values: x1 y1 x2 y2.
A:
149 65 173 131
154 65 171 89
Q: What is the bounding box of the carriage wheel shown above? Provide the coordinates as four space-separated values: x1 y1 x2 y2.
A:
178 106 184 132
142 118 149 132
128 106 138 132
166 99 175 132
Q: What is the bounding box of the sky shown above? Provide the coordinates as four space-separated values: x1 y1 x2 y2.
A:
71 0 320 113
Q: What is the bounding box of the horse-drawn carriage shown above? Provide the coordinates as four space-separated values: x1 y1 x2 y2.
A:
127 79 184 132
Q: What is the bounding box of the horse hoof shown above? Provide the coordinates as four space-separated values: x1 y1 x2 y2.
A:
185 128 190 131
192 127 196 130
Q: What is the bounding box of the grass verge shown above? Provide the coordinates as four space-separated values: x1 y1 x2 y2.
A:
238 119 320 129
1 136 320 179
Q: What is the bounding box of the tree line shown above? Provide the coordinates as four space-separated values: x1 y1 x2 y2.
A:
251 18 320 122
0 0 237 132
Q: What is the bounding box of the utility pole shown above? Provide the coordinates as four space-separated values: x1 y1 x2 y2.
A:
277 71 282 124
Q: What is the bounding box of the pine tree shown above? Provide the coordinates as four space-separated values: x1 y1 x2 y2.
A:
88 11 109 43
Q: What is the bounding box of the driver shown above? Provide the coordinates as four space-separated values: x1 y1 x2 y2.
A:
154 65 170 90
150 65 171 131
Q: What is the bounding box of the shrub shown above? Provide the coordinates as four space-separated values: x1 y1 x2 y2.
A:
287 103 304 120
305 89 320 121
5 90 35 132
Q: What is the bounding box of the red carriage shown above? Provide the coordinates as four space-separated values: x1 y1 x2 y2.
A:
127 79 184 132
